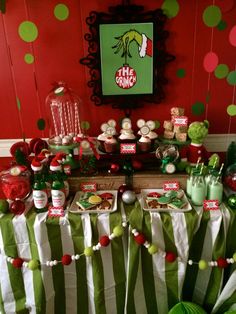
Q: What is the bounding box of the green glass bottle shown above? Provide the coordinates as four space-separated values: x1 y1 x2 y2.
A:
31 160 48 213
50 160 66 208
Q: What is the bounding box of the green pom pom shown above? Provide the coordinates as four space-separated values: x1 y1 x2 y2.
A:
84 247 94 257
0 199 9 213
169 301 207 313
113 225 123 237
28 259 39 270
148 244 158 255
198 259 208 270
233 253 236 262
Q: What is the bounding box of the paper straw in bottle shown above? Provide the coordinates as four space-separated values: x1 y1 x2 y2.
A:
195 157 201 170
75 102 82 135
74 103 78 135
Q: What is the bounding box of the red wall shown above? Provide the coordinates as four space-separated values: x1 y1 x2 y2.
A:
0 0 236 140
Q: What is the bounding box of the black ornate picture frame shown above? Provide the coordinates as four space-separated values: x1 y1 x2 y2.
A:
80 4 175 113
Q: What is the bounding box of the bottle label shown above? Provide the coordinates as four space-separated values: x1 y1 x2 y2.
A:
33 190 48 209
51 189 65 207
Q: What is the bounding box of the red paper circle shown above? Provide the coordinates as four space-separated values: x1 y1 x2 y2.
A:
13 257 24 268
203 52 219 73
165 252 177 263
134 233 146 245
61 254 72 265
229 25 236 47
99 235 110 247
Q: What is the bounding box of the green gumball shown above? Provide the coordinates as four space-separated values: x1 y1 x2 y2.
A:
227 195 236 210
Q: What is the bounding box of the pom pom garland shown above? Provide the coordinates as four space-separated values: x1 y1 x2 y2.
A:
1 221 236 272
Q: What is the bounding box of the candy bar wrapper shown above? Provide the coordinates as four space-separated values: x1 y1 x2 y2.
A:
170 107 185 116
175 132 187 142
173 125 188 133
163 120 173 131
163 130 175 139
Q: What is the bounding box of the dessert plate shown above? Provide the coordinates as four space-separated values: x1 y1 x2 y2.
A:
141 189 192 212
69 190 117 214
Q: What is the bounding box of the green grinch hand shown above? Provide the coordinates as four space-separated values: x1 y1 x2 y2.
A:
112 30 142 60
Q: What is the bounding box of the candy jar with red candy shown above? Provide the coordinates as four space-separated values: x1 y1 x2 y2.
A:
0 165 31 215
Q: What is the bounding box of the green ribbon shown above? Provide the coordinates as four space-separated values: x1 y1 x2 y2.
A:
161 156 172 173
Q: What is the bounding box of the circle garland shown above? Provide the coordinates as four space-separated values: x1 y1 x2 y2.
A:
1 221 236 271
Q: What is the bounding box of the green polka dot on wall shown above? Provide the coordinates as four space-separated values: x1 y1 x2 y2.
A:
214 64 229 79
227 104 236 116
217 20 227 31
192 102 205 116
161 0 179 19
227 71 236 86
203 5 222 27
24 53 34 64
176 68 186 78
81 121 90 131
54 4 69 21
37 118 46 131
18 21 38 43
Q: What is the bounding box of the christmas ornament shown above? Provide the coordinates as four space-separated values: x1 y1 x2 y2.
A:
118 184 130 197
109 163 120 174
115 65 137 89
227 194 236 209
131 159 143 170
122 190 136 204
0 199 9 213
224 163 236 191
9 200 25 215
122 162 134 175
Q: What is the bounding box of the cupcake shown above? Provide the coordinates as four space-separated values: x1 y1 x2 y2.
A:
119 118 136 143
138 136 151 152
97 132 107 151
104 136 118 153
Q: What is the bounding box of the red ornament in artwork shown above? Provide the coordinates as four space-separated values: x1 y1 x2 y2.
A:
13 258 24 268
99 235 110 247
61 254 72 265
165 252 177 263
115 65 137 89
134 233 146 245
217 257 228 268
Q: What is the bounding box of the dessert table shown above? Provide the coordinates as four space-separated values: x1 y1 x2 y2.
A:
0 198 236 314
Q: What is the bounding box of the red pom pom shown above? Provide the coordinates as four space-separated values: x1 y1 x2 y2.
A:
165 252 176 263
134 233 146 245
217 257 228 268
99 235 110 247
61 254 72 265
12 257 24 268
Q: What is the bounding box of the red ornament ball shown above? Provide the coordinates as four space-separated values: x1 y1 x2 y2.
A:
118 184 130 197
134 233 146 245
61 254 72 265
131 159 143 170
9 200 25 215
165 252 177 263
217 257 228 268
99 235 110 247
12 257 24 268
109 163 120 174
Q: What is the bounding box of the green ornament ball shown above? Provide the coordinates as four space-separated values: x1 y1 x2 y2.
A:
113 225 123 237
227 195 236 209
0 199 9 213
84 247 94 257
198 259 208 270
28 259 39 270
148 244 158 255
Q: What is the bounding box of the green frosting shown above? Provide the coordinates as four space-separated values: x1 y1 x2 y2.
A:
168 301 207 314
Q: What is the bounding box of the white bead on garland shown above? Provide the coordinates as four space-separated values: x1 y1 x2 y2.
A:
1 222 235 271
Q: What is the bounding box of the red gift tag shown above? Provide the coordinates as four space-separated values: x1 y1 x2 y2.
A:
203 200 220 210
120 143 136 154
48 206 64 217
163 181 180 191
80 182 97 192
173 116 188 126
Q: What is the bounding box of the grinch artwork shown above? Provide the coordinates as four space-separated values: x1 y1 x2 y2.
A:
99 23 153 96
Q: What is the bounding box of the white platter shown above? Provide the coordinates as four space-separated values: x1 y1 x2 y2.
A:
69 190 118 214
141 189 192 212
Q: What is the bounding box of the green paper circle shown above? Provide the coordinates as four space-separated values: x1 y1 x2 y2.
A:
217 20 227 31
192 102 205 116
214 64 229 79
227 71 236 86
227 104 236 116
81 121 90 130
24 53 34 64
18 21 38 42
54 4 69 21
161 0 180 19
176 68 186 78
203 5 222 27
37 118 46 131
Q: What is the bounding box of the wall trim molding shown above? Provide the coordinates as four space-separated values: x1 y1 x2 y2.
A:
0 134 235 157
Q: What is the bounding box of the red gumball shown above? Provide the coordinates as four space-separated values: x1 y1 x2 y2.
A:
61 254 72 265
134 233 146 245
131 159 143 170
165 252 177 263
99 235 110 247
12 257 24 268
217 257 228 268
9 200 25 215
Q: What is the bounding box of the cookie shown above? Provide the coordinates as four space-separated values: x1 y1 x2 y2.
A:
147 192 162 200
97 200 112 210
88 195 102 205
158 196 171 205
165 190 178 199
147 199 161 209
168 198 186 209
